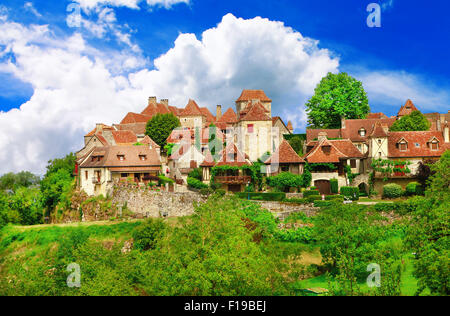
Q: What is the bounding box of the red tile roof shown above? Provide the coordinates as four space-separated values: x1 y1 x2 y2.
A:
370 121 389 138
80 146 161 169
287 121 294 131
120 112 152 125
217 108 238 124
180 99 204 117
84 124 112 137
240 102 271 121
367 113 388 119
388 131 446 158
141 135 160 148
397 99 419 117
112 130 138 144
236 90 272 102
200 107 216 123
114 123 147 135
304 139 363 163
341 118 396 142
167 127 225 145
265 140 304 164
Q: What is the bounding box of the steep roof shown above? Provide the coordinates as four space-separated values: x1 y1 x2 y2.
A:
141 135 160 148
397 99 419 117
388 131 446 158
367 113 388 119
167 127 225 145
217 108 238 124
240 102 271 121
370 121 389 138
200 107 216 123
287 121 294 131
120 112 152 125
304 138 363 163
80 146 161 169
85 124 112 137
114 123 147 135
341 118 396 142
112 130 138 144
236 89 272 102
265 140 305 164
180 99 204 117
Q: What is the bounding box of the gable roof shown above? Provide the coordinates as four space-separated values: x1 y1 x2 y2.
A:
367 113 388 119
304 138 363 163
85 124 112 137
240 102 272 121
397 99 419 117
265 140 305 164
200 107 216 123
141 135 160 148
370 121 389 138
120 112 152 125
236 90 272 102
112 130 138 144
80 146 161 169
217 108 238 124
341 118 396 142
180 99 204 117
388 131 446 158
114 123 147 135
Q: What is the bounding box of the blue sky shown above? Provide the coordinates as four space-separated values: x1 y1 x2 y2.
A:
0 0 449 173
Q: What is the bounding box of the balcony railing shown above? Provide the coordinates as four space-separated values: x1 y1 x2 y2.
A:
215 176 251 184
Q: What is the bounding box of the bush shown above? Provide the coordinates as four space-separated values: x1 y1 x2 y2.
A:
303 190 320 198
235 192 286 201
307 195 322 203
266 172 303 192
314 200 333 208
187 177 208 190
283 198 309 204
330 179 339 194
325 195 344 201
200 188 214 197
405 182 423 196
132 218 167 251
188 168 202 181
382 184 404 199
340 186 359 201
158 175 175 185
215 189 226 197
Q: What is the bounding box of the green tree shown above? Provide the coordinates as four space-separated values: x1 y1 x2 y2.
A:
306 72 370 128
145 113 181 148
132 218 167 251
288 136 304 155
0 171 40 191
390 111 431 131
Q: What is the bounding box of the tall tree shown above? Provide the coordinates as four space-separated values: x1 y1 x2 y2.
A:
306 72 370 129
390 111 431 131
145 113 181 148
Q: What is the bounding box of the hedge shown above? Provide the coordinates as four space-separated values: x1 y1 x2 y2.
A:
283 198 309 204
314 200 333 208
303 189 320 198
325 195 344 202
340 186 359 201
382 183 403 199
235 192 286 201
405 182 424 196
187 177 208 190
307 195 322 203
330 179 339 194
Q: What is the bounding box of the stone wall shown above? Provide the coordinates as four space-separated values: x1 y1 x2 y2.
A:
112 186 206 218
252 201 319 220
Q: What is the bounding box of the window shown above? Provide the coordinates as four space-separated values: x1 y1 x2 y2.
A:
431 141 439 150
247 124 254 133
415 143 420 148
121 173 128 178
281 165 289 172
85 171 88 181
117 155 125 161
350 160 357 168
399 142 407 151
359 128 366 137
378 152 382 158
378 139 382 145
139 155 147 161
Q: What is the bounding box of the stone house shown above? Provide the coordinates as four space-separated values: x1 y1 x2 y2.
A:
265 139 305 175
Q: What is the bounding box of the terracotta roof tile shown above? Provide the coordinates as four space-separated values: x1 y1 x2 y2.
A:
80 146 161 169
265 140 304 164
84 124 112 137
112 130 138 144
388 131 446 158
141 135 160 148
397 99 419 117
120 112 152 125
370 121 389 138
180 99 204 117
240 102 271 121
341 118 396 142
367 113 388 119
236 89 272 102
217 108 238 124
304 139 363 163
114 123 147 135
200 107 216 123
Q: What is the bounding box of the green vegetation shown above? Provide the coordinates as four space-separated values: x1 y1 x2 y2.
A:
330 178 339 194
390 111 431 132
306 72 370 129
0 171 40 191
145 113 181 148
340 186 359 201
383 183 404 199
235 192 286 201
266 172 304 192
287 135 304 156
187 177 208 190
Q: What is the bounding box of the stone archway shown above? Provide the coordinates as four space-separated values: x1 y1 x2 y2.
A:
358 182 368 195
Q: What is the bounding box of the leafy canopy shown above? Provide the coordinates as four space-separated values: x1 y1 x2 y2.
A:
306 72 370 129
390 111 431 131
145 113 181 148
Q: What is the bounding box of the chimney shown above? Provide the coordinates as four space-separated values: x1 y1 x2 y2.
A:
95 123 103 133
148 96 157 105
318 132 328 142
444 123 449 143
216 105 222 120
287 121 294 134
437 120 442 131
341 117 346 129
161 99 169 108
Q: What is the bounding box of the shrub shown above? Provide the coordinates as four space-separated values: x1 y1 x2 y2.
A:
303 190 320 198
188 168 202 181
325 195 344 201
382 184 404 199
236 192 286 201
132 218 167 251
266 172 303 192
405 182 423 196
307 195 322 203
314 200 333 208
187 177 208 190
158 175 174 185
215 189 226 197
330 178 339 194
283 198 309 204
340 186 359 201
200 188 214 197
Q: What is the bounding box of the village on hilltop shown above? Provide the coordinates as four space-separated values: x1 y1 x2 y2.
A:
75 89 450 197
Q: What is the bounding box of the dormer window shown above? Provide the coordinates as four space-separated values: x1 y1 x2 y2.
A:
139 155 147 161
117 155 125 161
430 140 439 150
359 128 366 137
399 141 408 151
91 155 103 162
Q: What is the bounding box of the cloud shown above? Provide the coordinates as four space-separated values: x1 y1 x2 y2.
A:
24 2 42 18
356 70 450 112
74 0 189 12
381 0 394 11
0 13 338 174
